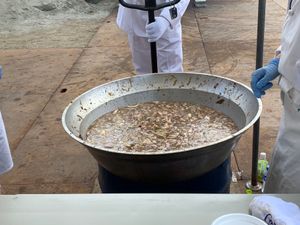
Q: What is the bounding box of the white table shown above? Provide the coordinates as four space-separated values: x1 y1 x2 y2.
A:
1 194 300 225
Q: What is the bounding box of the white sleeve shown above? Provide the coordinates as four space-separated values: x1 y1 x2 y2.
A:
160 0 190 29
0 112 13 175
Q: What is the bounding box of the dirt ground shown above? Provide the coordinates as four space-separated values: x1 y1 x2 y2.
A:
0 0 287 193
0 0 118 49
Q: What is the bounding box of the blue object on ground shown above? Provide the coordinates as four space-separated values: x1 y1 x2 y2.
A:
99 158 231 193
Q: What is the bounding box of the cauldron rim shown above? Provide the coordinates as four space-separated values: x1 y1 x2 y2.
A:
62 72 262 156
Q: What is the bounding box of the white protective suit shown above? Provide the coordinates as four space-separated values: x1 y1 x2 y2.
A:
264 0 300 193
0 112 13 176
116 0 190 74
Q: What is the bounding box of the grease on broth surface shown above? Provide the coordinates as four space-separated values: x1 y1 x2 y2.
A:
86 101 238 152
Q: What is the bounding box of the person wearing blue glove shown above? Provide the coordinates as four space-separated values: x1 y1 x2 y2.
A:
0 66 14 194
116 0 190 74
251 58 280 98
251 0 300 193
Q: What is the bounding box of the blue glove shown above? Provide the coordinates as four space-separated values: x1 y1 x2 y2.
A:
145 17 170 42
251 58 280 98
0 65 2 80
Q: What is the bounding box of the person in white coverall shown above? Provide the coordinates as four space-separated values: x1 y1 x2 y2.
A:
251 0 300 193
116 0 190 74
0 66 13 194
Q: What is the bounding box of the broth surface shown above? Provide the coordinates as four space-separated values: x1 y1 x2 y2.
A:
86 101 238 152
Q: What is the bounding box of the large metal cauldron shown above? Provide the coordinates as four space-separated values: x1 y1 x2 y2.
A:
62 73 262 183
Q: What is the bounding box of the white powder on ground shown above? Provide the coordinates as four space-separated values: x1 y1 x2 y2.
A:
0 0 118 34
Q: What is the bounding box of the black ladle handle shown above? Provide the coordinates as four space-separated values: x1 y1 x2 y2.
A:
119 0 180 11
147 8 158 73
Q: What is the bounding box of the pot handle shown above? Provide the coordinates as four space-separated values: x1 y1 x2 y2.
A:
119 0 181 11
